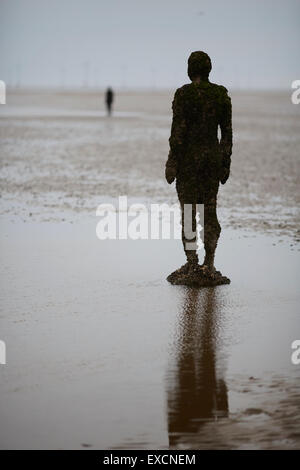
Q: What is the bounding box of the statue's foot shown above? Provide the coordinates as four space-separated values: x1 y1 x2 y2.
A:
199 264 217 276
167 262 230 287
166 262 193 283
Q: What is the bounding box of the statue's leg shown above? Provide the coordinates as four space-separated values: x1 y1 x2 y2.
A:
168 184 229 285
180 201 199 265
203 196 221 271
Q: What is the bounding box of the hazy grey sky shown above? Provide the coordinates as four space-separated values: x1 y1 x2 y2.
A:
0 0 299 89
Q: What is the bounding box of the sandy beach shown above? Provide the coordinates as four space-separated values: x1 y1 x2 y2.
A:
1 89 300 237
0 90 300 449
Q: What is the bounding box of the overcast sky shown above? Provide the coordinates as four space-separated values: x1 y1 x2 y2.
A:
0 0 299 89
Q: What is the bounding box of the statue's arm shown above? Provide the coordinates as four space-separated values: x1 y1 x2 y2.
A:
219 89 232 184
165 89 186 184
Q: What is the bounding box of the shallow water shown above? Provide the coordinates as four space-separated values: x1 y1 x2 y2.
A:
0 219 299 449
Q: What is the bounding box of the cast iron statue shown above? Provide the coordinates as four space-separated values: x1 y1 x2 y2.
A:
166 51 232 286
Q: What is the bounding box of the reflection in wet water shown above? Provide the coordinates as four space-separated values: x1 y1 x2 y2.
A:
167 287 228 449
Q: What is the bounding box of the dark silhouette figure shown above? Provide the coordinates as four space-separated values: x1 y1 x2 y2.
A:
105 87 114 116
165 51 232 280
166 288 229 449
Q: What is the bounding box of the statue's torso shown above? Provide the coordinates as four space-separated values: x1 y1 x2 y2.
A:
176 81 226 180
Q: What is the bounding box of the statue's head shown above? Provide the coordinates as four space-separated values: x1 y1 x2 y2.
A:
187 51 212 81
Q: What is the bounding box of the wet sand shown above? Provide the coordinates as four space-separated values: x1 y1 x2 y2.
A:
0 89 300 238
0 90 300 449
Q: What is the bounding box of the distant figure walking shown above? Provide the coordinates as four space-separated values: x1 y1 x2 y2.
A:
105 87 114 116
